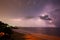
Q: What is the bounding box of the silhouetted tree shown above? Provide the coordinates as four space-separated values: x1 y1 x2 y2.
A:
0 21 26 40
0 21 13 40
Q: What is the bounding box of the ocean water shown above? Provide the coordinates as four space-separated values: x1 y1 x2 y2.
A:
12 27 60 37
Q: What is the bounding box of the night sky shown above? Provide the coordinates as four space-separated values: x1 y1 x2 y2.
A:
0 0 60 27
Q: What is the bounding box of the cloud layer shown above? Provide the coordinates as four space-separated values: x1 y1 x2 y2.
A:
0 0 60 27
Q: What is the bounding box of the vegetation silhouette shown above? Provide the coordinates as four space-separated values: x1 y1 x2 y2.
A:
0 21 13 40
0 21 26 40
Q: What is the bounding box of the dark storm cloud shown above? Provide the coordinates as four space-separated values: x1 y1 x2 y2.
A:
50 9 60 27
50 0 60 27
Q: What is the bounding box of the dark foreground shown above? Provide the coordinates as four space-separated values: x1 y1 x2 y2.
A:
11 27 60 40
11 31 60 40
